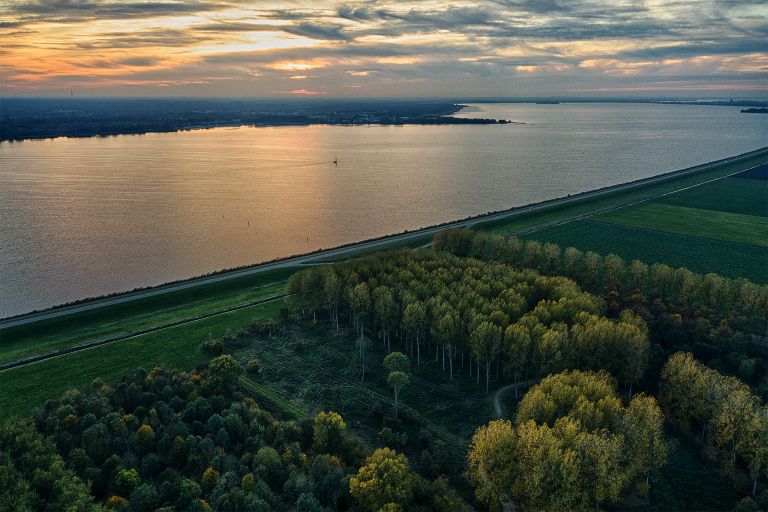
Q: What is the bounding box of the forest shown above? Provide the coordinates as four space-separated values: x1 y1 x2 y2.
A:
0 357 462 511
2 229 767 511
284 231 768 510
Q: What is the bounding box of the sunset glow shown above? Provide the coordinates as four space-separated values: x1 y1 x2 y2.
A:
1 0 766 97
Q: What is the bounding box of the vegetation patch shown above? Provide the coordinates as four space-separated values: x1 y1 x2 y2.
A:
734 162 768 180
653 177 768 217
521 220 768 283
0 300 285 422
0 359 462 511
0 268 292 366
594 203 768 247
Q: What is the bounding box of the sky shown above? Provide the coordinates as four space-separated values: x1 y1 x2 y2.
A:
1 0 766 98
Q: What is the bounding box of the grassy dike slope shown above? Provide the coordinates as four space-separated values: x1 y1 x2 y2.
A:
0 299 285 421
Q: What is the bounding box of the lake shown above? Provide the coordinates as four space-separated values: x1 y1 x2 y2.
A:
1 102 766 317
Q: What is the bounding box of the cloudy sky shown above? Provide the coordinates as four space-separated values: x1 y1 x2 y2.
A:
1 0 766 98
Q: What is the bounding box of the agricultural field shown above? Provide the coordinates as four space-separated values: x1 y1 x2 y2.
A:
595 203 768 247
654 175 768 217
522 221 768 283
522 162 768 283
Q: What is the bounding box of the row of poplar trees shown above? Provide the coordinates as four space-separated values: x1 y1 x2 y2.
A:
287 250 650 396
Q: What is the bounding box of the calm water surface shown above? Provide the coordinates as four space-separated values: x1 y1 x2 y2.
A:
1 103 766 316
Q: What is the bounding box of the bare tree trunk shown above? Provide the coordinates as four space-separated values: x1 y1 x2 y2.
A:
442 344 445 371
449 355 453 380
416 337 421 365
394 389 398 419
486 360 490 394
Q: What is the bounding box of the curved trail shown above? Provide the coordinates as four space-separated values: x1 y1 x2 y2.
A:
493 383 517 419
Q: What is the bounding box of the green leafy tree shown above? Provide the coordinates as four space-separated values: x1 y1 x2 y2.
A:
206 355 243 393
349 448 416 511
383 352 410 374
313 411 347 454
114 468 140 496
470 370 668 511
402 301 427 365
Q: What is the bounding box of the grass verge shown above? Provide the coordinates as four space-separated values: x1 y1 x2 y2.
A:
0 299 285 422
0 268 293 365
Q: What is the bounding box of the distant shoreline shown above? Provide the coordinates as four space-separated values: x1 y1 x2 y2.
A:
0 100 512 142
4 97 765 143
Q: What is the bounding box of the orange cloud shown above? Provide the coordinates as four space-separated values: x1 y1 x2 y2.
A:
283 89 326 95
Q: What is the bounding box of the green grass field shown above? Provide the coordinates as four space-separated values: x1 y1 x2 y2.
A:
476 152 768 237
594 203 768 247
0 268 293 366
522 220 768 283
519 154 768 284
0 299 285 422
654 177 768 217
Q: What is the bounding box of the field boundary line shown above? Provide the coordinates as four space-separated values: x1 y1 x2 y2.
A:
586 218 768 249
512 161 767 238
0 294 288 373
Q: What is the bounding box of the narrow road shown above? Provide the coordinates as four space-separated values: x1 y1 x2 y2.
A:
2 146 765 329
493 383 517 419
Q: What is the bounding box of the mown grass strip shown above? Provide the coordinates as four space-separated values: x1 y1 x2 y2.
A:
653 177 768 217
238 376 310 420
0 294 287 371
594 203 768 247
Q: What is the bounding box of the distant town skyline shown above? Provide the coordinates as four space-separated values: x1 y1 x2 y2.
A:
1 0 766 98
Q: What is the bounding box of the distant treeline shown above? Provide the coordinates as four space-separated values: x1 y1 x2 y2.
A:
0 99 508 141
